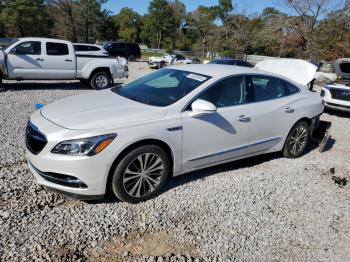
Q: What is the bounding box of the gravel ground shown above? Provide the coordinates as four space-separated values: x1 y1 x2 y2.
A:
0 63 350 261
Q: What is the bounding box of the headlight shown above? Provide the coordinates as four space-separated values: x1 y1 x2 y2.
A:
51 134 117 156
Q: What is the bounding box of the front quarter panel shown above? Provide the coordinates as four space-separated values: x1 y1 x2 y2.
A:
105 115 183 175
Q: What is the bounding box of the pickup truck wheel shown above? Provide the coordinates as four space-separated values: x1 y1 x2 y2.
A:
90 71 112 90
128 55 135 62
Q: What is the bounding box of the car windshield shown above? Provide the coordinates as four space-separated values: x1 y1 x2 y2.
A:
1 38 19 51
114 68 211 107
209 60 233 65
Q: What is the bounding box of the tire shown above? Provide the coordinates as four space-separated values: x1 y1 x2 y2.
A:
89 71 112 90
159 61 166 69
110 145 170 203
283 121 310 158
128 55 136 62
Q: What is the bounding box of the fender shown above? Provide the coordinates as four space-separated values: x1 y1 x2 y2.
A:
80 59 122 80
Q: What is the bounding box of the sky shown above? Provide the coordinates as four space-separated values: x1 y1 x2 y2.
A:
103 0 293 16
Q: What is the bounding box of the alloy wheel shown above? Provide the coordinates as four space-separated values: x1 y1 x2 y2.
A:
95 75 108 89
289 125 308 155
122 153 165 198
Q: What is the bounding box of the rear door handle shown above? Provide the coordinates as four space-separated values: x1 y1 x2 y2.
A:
237 115 251 122
65 59 72 62
284 107 295 113
35 58 44 61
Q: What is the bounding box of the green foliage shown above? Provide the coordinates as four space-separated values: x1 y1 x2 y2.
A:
0 0 349 61
113 7 141 42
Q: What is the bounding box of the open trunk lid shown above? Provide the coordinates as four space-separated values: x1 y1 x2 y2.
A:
255 58 317 86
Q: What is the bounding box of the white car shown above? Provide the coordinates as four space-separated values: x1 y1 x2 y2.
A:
73 43 109 56
321 58 350 112
149 53 193 69
0 38 128 89
26 60 324 203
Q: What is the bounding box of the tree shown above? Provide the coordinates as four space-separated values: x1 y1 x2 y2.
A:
0 0 52 37
282 0 336 58
187 6 216 58
169 0 186 50
147 0 174 49
113 7 141 42
79 0 107 42
47 0 79 41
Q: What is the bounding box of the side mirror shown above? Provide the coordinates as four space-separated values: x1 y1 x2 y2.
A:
190 99 217 117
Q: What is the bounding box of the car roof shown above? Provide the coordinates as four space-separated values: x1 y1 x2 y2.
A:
212 58 245 62
170 64 273 78
73 43 100 47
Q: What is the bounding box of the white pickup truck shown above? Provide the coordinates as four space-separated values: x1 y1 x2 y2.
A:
0 38 128 89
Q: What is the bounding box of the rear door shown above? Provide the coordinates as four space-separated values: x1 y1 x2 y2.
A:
246 74 301 153
6 40 44 79
41 41 76 79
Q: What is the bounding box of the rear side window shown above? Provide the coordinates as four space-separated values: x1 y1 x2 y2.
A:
198 76 247 108
46 42 69 56
74 45 89 52
251 75 298 102
90 46 100 51
13 41 41 55
281 80 299 95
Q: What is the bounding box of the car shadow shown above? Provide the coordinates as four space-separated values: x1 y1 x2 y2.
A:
0 80 126 92
87 142 326 205
0 81 89 91
166 152 282 191
324 108 350 118
89 152 282 205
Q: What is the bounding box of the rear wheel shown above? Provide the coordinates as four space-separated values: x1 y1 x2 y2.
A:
283 121 310 158
110 145 170 203
128 55 136 62
90 71 112 90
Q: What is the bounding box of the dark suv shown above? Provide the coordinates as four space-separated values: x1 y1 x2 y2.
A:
104 42 141 60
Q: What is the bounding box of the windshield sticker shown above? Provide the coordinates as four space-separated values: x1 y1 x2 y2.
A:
186 74 207 82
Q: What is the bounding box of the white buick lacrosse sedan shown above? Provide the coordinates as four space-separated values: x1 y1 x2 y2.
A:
26 62 324 203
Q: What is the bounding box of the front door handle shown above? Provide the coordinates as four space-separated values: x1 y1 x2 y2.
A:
35 58 44 61
237 115 251 122
284 107 295 113
65 59 72 62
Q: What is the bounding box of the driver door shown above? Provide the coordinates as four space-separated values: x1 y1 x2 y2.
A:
181 75 253 170
6 41 44 79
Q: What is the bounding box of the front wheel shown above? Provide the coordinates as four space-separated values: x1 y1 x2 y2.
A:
110 145 170 203
90 71 112 90
283 121 310 158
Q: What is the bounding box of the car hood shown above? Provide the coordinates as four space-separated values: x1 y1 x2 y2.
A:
41 89 167 130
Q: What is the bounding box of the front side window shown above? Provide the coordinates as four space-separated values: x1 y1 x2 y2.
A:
46 42 69 56
251 75 299 102
114 68 211 107
198 75 247 108
12 41 41 55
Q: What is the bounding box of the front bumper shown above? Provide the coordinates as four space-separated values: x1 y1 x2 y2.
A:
26 111 116 199
321 88 350 112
